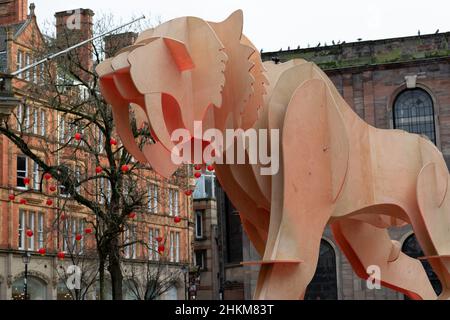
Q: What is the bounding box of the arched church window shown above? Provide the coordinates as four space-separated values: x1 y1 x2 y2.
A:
305 239 338 300
402 234 442 297
393 88 435 144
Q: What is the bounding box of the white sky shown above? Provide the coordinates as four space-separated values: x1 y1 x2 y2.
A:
32 0 450 52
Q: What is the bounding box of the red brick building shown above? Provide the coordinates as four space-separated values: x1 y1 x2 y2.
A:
0 1 194 300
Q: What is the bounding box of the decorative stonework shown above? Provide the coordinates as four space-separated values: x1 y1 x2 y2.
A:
11 270 51 286
405 75 417 88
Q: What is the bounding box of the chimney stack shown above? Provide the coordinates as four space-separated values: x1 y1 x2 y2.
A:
0 0 28 25
55 8 94 82
104 32 138 58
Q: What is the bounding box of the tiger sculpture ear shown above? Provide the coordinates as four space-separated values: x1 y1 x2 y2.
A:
218 10 244 40
163 38 195 72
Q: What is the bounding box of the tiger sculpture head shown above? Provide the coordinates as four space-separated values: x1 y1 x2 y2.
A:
96 10 267 177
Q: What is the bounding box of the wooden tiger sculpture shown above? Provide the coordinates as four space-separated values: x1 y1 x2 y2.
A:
96 10 450 299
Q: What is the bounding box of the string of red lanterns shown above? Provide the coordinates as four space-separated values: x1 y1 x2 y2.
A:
10 136 194 261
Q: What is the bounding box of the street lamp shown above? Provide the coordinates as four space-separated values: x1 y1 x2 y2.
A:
181 265 189 300
22 251 31 300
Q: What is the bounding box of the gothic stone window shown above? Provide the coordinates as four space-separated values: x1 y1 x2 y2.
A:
393 88 436 144
402 234 442 298
305 239 338 300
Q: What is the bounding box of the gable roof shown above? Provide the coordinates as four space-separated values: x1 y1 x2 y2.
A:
0 20 27 50
0 20 26 72
0 16 45 72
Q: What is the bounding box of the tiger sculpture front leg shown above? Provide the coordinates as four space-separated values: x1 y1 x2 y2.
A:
253 79 340 299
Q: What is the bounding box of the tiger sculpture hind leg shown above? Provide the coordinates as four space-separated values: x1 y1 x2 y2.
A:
251 73 450 300
332 218 437 300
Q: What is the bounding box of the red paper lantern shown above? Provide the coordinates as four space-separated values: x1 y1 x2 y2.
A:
84 228 93 234
23 177 30 185
110 138 117 145
194 164 202 170
95 166 103 174
128 212 136 219
26 229 33 237
75 234 83 241
121 164 129 173
46 199 53 206
207 165 215 171
74 133 82 141
158 245 165 253
43 173 52 180
184 190 193 196
8 194 15 201
19 198 27 205
38 248 46 256
155 236 163 243
49 185 56 192
174 216 181 223
194 172 201 179
57 251 65 260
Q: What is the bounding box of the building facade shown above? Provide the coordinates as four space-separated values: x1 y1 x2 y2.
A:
216 31 450 300
0 1 194 300
191 169 221 300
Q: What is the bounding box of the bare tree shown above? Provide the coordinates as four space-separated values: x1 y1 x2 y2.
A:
48 199 99 300
1 14 193 300
124 236 185 300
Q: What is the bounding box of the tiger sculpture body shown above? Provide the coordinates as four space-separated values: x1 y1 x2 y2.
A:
97 10 450 299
